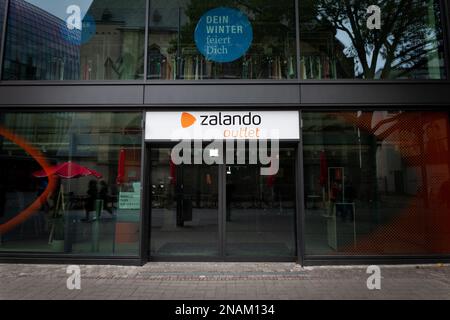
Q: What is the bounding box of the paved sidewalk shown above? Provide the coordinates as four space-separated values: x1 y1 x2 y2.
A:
0 263 449 300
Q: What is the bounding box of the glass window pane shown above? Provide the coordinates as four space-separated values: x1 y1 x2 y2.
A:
225 145 297 257
299 0 446 79
2 0 146 80
148 0 297 80
0 112 142 256
150 147 220 257
302 111 450 255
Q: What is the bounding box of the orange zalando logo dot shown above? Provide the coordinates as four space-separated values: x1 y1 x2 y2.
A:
181 112 197 128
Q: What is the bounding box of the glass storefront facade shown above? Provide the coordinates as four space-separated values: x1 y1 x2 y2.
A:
303 111 450 256
0 0 446 81
0 112 142 256
1 110 449 262
0 1 449 265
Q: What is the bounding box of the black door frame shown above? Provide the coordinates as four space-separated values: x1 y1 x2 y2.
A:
145 141 301 263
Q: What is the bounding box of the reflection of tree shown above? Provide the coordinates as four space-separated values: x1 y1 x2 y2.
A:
304 0 443 79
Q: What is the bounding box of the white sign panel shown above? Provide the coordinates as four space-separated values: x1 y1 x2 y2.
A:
145 111 300 140
119 192 141 210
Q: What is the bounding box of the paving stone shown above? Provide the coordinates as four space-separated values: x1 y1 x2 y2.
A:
0 263 449 300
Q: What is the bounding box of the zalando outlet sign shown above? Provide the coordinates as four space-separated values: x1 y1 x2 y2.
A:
145 111 300 141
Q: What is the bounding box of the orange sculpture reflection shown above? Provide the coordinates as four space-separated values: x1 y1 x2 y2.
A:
336 112 450 254
0 126 57 235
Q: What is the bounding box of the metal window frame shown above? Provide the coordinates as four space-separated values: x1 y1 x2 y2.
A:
440 0 450 78
295 0 301 83
139 110 148 264
296 110 304 265
143 0 150 82
0 0 9 78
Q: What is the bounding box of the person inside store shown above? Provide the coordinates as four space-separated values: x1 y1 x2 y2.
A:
99 180 113 215
82 180 98 222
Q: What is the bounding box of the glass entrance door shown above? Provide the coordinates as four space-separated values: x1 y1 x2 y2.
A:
150 147 219 257
149 144 297 260
225 146 297 258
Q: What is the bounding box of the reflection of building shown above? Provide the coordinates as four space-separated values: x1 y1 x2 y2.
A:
2 0 81 80
148 0 190 79
81 1 146 80
2 0 146 80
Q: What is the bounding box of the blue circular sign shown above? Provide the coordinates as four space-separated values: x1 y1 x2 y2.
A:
194 7 253 63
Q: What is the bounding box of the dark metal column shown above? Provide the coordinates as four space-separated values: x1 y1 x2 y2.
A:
139 112 150 264
143 0 150 84
296 110 305 266
218 161 226 258
439 0 450 78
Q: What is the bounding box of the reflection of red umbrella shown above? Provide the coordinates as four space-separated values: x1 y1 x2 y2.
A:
32 161 102 244
116 149 126 184
169 158 176 185
33 161 102 179
267 175 276 187
319 151 328 187
266 156 278 187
